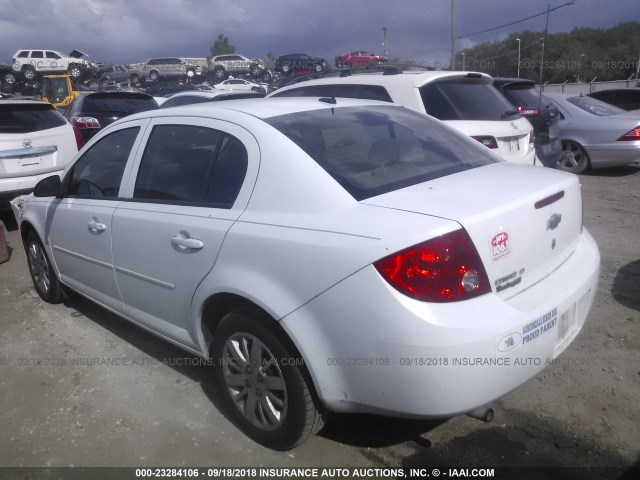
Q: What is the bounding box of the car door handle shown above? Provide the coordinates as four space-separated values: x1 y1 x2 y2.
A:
170 235 204 250
87 219 107 233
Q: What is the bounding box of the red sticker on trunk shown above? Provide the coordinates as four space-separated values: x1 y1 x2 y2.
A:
491 232 511 261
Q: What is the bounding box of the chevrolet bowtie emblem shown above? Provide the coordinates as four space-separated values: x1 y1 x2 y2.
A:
547 213 562 230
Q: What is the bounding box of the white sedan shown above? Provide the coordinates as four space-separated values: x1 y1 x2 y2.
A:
215 77 266 94
12 98 600 450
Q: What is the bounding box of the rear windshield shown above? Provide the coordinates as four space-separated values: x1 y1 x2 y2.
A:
82 94 158 115
266 105 497 200
502 84 555 110
0 103 67 133
421 80 520 121
567 96 624 116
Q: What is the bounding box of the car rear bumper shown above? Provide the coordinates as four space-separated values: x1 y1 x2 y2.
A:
535 137 563 167
281 228 600 418
0 170 63 209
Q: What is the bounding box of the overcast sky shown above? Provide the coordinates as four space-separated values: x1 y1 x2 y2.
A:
0 0 638 66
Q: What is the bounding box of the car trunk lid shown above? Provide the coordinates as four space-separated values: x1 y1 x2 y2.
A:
363 163 583 299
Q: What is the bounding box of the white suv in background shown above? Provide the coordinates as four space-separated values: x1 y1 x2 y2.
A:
0 101 77 209
270 70 538 165
11 49 91 81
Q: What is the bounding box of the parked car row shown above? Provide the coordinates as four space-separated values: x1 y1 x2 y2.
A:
8 94 601 451
1 63 635 450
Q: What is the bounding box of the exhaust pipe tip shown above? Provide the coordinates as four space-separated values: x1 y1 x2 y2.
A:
467 406 494 423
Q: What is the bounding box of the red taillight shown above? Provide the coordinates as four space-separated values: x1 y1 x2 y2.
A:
374 229 491 302
472 135 498 149
617 126 640 141
70 117 100 150
71 117 101 129
516 106 540 117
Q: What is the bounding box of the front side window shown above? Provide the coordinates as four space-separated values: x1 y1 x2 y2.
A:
267 105 496 200
134 125 248 208
66 127 139 198
45 51 61 59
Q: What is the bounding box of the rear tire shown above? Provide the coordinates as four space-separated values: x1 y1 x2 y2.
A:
22 65 36 81
557 140 590 173
211 307 327 450
26 232 62 304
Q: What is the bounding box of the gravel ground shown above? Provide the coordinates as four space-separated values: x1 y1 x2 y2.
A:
0 165 638 477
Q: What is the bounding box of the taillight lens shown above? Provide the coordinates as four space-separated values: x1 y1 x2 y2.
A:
472 135 498 149
617 126 640 141
374 229 491 302
516 106 540 117
70 116 100 149
71 117 101 129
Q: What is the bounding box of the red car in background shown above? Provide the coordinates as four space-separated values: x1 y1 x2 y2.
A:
335 51 386 68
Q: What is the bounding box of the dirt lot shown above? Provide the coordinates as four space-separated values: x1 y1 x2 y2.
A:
0 165 638 477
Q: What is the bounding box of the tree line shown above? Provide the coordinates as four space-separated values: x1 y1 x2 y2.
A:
456 22 640 83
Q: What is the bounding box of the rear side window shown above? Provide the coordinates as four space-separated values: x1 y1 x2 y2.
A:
267 105 496 200
421 81 518 121
0 103 67 133
66 127 139 198
134 125 248 208
81 94 158 115
567 96 624 116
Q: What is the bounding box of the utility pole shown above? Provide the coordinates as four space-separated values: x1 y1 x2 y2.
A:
516 38 521 78
383 27 388 59
451 0 456 69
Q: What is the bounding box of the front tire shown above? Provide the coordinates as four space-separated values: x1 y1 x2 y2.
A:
557 140 590 173
211 307 327 450
26 232 62 304
149 70 159 82
249 64 263 78
68 64 82 79
213 67 227 82
3 71 16 84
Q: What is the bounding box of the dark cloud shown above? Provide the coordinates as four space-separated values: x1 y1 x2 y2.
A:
0 0 637 65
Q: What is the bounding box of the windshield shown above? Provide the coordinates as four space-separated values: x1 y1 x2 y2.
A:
567 96 625 116
502 84 555 110
82 94 158 115
266 105 497 201
420 80 520 121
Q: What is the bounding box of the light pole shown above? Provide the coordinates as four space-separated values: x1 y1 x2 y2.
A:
516 38 521 78
461 52 465 71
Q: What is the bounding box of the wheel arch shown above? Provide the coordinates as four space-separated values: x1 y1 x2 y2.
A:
197 291 321 397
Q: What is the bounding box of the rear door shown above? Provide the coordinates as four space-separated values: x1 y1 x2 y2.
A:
47 122 146 313
111 117 259 349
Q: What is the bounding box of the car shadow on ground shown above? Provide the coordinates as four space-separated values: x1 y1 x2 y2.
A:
612 260 640 312
61 293 447 448
581 164 640 178
399 408 639 476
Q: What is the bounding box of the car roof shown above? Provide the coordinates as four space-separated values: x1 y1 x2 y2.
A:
0 100 53 107
122 97 403 122
272 70 492 94
492 77 536 87
168 90 261 99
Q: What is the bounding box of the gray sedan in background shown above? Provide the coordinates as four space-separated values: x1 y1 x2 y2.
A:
546 93 640 173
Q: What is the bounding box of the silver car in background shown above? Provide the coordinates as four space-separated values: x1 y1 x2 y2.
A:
546 93 640 173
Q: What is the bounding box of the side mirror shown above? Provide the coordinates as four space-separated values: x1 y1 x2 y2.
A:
33 175 62 197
